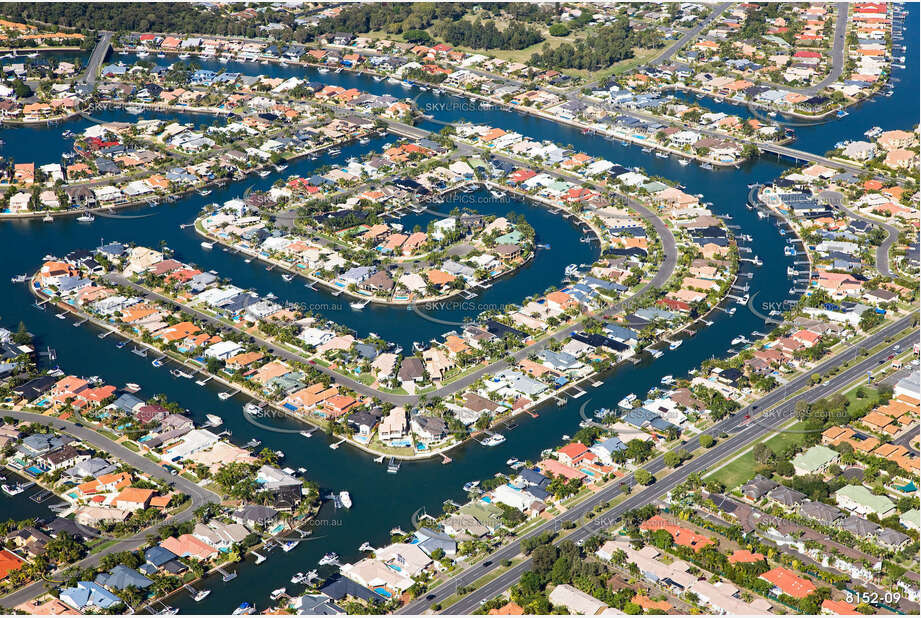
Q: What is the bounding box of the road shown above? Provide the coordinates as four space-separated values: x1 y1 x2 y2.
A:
781 3 850 95
649 2 732 67
819 190 900 278
81 30 112 85
0 410 219 610
397 313 918 614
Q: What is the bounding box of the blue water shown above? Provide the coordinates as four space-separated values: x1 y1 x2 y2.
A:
0 8 913 611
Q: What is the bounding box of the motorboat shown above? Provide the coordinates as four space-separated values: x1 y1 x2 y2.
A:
170 369 193 379
205 414 223 427
243 402 264 416
731 335 749 346
76 213 95 223
200 242 214 250
258 170 271 177
660 375 675 386
270 588 286 600
669 340 683 350
318 552 339 566
506 458 519 466
192 589 210 602
339 491 352 508
282 274 294 282
124 383 141 392
618 394 637 409
481 434 506 446
281 540 300 552
232 602 255 615
462 481 480 492
218 391 234 400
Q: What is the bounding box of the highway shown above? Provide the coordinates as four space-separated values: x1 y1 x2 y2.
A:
0 410 219 610
397 313 918 614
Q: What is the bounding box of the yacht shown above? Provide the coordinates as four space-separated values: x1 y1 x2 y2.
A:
660 375 675 386
218 391 234 400
328 148 341 156
731 335 749 346
42 214 53 222
205 414 223 427
463 481 480 492
192 589 210 602
290 572 309 584
350 299 369 310
339 491 352 508
669 340 683 350
198 189 212 196
618 394 637 409
124 383 141 392
200 241 214 250
281 274 294 282
170 369 194 379
258 170 271 177
281 540 300 552
76 213 95 223
243 403 264 416
270 588 286 600
506 458 519 466
318 552 339 566
482 434 506 446
232 602 255 615
136 51 150 58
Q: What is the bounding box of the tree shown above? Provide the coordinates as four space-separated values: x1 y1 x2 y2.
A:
548 23 570 37
699 434 715 449
634 469 653 485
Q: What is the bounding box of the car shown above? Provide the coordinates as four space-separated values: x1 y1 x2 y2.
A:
888 354 895 360
426 594 436 601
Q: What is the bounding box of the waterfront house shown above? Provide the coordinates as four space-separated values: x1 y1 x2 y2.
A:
59 581 121 611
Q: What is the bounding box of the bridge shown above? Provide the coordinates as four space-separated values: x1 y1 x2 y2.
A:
81 30 113 85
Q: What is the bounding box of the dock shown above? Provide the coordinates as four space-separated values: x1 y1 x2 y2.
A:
74 318 87 327
252 552 266 565
218 568 236 582
330 439 346 450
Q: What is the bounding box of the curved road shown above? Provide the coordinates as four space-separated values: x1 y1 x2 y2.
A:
398 313 918 614
819 189 900 278
0 410 219 609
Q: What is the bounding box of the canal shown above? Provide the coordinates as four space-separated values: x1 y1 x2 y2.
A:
0 7 914 610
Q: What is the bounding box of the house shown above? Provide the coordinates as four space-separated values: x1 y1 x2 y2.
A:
759 566 816 599
834 485 895 517
94 565 152 591
792 445 839 476
59 582 121 611
548 584 607 615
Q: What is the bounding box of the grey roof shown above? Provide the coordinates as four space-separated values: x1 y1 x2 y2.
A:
741 474 778 500
768 485 806 507
95 565 153 590
838 515 880 538
798 500 844 525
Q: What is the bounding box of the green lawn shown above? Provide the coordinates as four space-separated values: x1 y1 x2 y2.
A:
707 421 808 489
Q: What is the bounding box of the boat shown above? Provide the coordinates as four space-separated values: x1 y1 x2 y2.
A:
299 430 314 438
270 588 286 600
359 137 370 145
192 589 210 602
655 151 669 159
506 458 519 466
218 391 233 400
42 214 53 222
245 439 261 449
350 300 368 310
179 53 190 60
281 274 294 282
462 481 480 492
125 105 143 114
481 433 506 446
154 606 178 615
677 158 690 166
198 189 212 196
290 572 308 584
318 552 339 566
258 170 271 177
200 241 214 250
54 312 67 320
700 162 713 170
836 109 849 118
232 602 254 615
152 359 163 368
124 383 141 392
660 375 675 386
669 340 683 350
76 213 95 223
618 394 637 409
243 402 263 416
281 540 299 552
731 335 749 346
136 51 150 58
170 369 193 379
10 274 28 283
338 491 352 508
328 148 341 156
205 414 223 427
116 341 127 349
317 67 329 74
2 483 29 496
